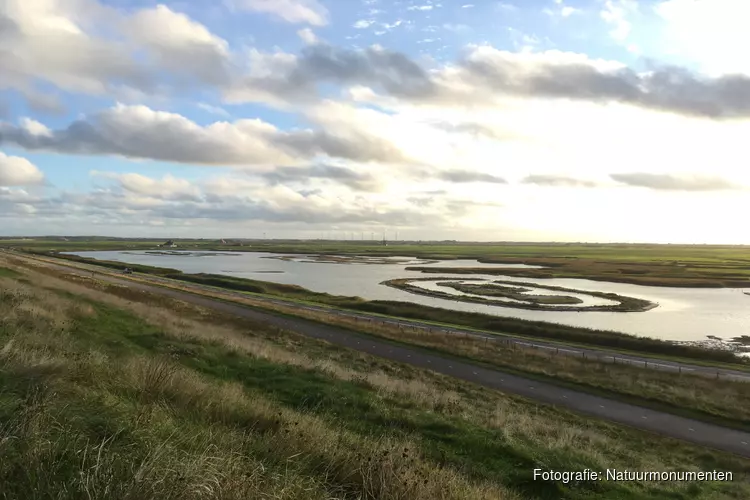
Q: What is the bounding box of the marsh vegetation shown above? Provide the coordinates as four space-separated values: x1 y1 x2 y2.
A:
382 277 658 312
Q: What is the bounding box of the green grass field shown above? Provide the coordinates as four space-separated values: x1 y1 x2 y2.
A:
2 257 750 499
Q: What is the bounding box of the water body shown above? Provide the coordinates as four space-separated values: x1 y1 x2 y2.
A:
68 250 750 342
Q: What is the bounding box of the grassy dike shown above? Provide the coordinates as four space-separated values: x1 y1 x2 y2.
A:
29 250 744 364
2 260 750 500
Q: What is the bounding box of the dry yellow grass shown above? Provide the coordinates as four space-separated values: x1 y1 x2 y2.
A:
0 259 722 471
3 256 750 500
1 271 518 500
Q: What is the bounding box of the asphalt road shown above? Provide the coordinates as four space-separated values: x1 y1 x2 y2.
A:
12 252 750 458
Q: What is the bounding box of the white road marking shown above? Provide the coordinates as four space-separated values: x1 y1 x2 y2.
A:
689 428 695 432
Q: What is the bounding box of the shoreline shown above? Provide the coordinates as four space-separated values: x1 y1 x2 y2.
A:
381 277 658 313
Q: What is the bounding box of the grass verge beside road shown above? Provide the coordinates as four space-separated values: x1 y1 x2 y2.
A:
1 259 749 499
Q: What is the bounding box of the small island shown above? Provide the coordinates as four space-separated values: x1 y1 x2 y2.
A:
436 281 584 305
381 277 658 312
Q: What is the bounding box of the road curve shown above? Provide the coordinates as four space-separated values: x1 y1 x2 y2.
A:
11 252 750 458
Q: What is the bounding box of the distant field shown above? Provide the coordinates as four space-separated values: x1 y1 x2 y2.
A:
6 238 750 287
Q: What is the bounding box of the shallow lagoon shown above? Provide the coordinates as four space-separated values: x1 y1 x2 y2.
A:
69 250 750 342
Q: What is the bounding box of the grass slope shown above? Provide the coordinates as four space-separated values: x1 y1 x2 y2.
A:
2 261 750 499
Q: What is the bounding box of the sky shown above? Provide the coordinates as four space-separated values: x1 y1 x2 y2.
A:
1 0 749 243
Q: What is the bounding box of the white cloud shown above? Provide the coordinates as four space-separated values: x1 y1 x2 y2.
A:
407 5 434 11
91 171 202 200
122 5 230 84
656 0 750 75
230 0 328 26
297 28 319 44
561 6 579 17
0 0 152 96
0 0 235 102
353 19 376 28
382 20 404 30
600 0 636 41
196 103 230 117
0 152 45 186
19 118 53 137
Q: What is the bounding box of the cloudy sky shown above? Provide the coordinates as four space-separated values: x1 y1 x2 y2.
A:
1 0 749 243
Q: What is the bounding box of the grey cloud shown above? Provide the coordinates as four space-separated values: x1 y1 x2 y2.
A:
1 178 491 230
262 165 382 191
407 196 436 207
439 169 506 184
275 128 410 163
522 175 599 187
23 90 67 115
232 44 435 102
76 189 442 226
151 201 438 226
0 104 410 165
610 173 743 191
234 44 750 119
440 55 750 119
444 198 503 216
